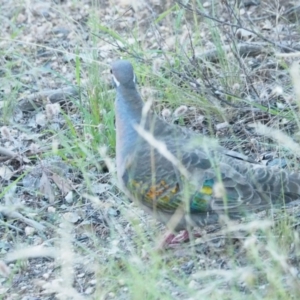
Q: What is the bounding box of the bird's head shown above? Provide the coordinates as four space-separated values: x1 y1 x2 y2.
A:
111 60 136 89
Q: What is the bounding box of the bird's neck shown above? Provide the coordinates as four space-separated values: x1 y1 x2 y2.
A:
115 86 144 174
115 87 144 141
116 86 144 121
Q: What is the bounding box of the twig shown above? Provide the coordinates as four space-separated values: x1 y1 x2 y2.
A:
175 0 299 53
18 86 79 111
0 146 25 163
5 246 57 263
0 218 23 232
0 206 46 231
0 146 18 159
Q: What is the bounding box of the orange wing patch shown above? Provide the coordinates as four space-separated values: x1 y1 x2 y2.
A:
146 180 178 201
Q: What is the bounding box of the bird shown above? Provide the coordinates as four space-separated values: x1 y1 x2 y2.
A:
111 59 300 248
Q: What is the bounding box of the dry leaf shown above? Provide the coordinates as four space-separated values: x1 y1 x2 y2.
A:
63 212 80 223
0 166 13 180
51 173 73 195
236 28 254 40
262 19 272 30
39 172 55 203
0 261 10 277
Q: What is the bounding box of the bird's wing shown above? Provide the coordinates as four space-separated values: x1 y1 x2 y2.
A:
123 123 300 216
180 142 300 216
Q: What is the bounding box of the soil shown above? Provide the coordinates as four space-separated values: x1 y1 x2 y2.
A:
1 0 300 299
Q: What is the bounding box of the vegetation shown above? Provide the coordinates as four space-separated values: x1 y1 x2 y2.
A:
0 0 300 299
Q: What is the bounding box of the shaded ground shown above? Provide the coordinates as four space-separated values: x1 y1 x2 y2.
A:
1 0 300 299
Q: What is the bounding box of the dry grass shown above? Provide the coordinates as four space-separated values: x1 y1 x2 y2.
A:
1 0 300 299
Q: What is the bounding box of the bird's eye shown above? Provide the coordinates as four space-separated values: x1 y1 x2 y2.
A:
110 69 112 74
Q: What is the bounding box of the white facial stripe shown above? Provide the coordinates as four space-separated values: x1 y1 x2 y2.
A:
133 73 136 83
112 74 120 86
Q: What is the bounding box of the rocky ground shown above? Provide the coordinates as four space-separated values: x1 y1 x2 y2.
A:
1 0 300 299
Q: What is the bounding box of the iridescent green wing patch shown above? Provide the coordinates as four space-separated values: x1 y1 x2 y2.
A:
190 179 214 212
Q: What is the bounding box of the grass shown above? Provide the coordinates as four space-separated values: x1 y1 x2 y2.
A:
1 0 300 299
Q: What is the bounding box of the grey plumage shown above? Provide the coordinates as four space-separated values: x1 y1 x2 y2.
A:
111 59 300 231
